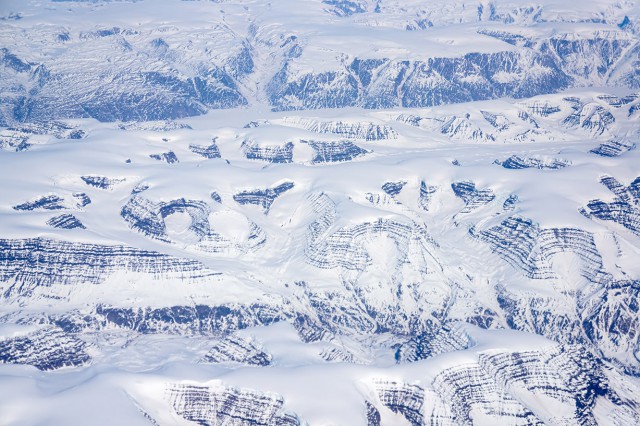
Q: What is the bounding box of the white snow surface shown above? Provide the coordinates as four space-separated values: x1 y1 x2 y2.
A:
0 92 639 424
1 1 640 425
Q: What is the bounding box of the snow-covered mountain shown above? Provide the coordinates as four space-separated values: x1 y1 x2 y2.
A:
1 1 640 425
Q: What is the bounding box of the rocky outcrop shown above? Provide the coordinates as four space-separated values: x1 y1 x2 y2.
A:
81 175 126 190
241 140 294 163
278 117 398 141
165 384 301 425
121 196 266 253
0 327 90 370
306 140 368 163
0 237 219 298
202 334 272 366
13 194 69 211
562 99 616 136
581 175 640 236
394 324 473 363
495 155 571 169
149 151 179 164
590 139 636 157
373 381 425 426
472 216 607 281
418 181 438 211
451 181 496 214
189 138 221 159
375 341 639 426
47 213 86 229
233 182 295 213
582 279 640 375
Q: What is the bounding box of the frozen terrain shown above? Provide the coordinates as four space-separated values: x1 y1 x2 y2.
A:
1 0 640 425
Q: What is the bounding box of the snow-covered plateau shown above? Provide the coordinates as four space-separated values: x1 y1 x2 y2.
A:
1 0 640 425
